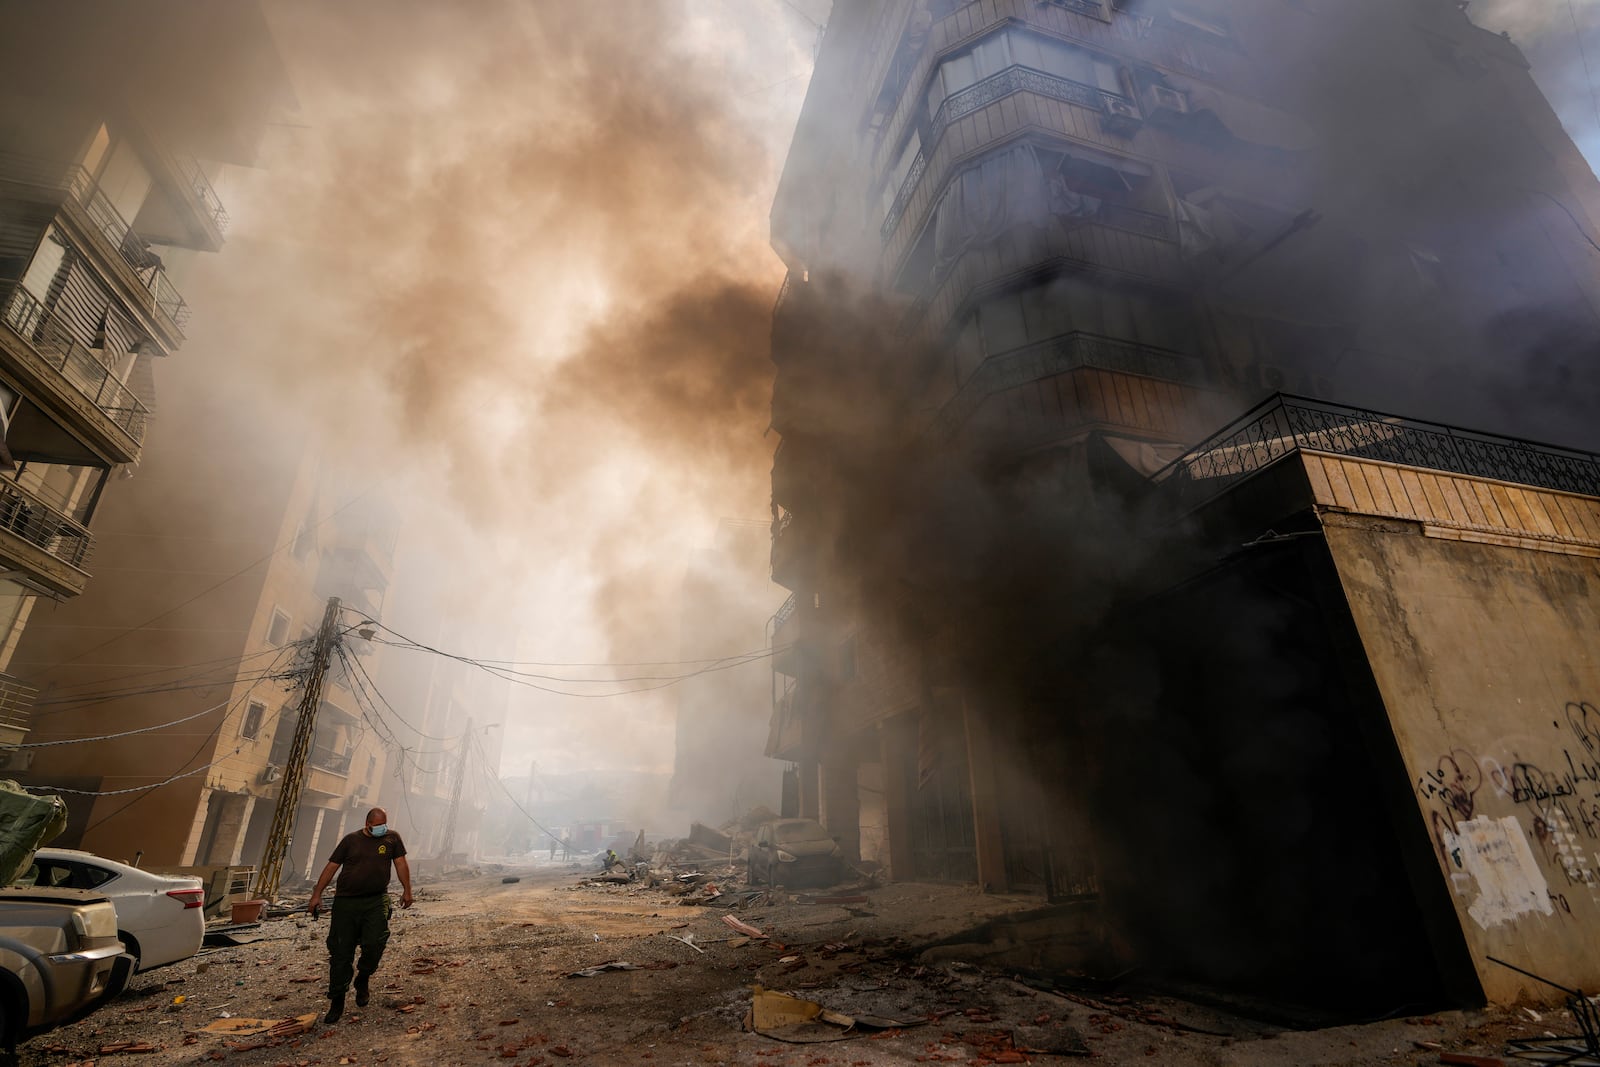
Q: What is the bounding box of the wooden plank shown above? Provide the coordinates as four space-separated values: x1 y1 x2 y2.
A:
1539 491 1577 540
1342 460 1377 513
1302 455 1336 505
1395 469 1434 521
1470 480 1508 527
1516 489 1561 537
1358 462 1395 513
1442 474 1489 527
1432 475 1474 526
1488 483 1530 534
1321 457 1359 510
1379 467 1414 518
1554 494 1599 542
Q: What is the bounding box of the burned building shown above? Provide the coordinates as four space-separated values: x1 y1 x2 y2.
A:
767 0 1600 1009
668 518 785 824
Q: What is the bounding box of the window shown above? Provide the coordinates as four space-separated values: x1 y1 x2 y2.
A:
241 701 266 740
926 29 1121 119
266 609 291 646
367 755 377 781
292 521 313 561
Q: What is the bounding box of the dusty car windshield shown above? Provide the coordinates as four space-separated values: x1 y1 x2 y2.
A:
774 822 831 844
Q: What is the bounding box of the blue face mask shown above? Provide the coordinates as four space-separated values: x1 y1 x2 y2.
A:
369 824 389 837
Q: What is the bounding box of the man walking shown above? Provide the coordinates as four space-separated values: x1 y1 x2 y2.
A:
308 807 414 1023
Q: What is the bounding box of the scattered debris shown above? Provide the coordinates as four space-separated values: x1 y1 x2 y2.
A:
721 915 766 939
666 933 705 954
566 961 637 978
744 985 921 1044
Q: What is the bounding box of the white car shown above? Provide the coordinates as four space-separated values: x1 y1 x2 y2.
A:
15 850 204 973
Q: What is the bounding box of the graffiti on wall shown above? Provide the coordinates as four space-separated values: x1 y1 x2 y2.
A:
1416 702 1600 928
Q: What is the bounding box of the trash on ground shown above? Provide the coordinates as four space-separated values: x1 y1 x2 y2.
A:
566 961 637 978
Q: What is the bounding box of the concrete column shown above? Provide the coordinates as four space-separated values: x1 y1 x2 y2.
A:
963 696 1008 893
227 796 258 866
798 759 821 820
180 789 214 866
879 720 914 882
819 761 861 863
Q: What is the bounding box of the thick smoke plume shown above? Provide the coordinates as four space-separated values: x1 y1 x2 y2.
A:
171 0 815 775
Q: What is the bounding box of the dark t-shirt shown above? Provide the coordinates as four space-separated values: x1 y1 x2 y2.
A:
327 830 407 897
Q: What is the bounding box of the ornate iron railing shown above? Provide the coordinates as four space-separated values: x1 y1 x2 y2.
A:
0 672 38 737
930 67 1130 149
1042 0 1108 15
310 748 353 776
0 473 93 570
1161 394 1600 510
0 152 190 334
0 285 151 443
881 149 927 242
929 332 1203 439
771 592 798 633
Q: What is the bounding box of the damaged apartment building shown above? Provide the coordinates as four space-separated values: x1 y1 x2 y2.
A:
0 2 290 749
767 0 1600 1013
9 450 402 880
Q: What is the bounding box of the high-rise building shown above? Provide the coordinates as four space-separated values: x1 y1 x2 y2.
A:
768 0 1600 1007
0 1 292 747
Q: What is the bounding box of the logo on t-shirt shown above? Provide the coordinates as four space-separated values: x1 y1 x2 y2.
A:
378 845 388 855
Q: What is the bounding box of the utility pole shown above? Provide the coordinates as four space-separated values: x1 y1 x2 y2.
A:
255 597 341 902
436 717 473 861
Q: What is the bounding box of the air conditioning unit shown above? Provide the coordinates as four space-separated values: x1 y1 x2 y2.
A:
258 763 282 784
0 750 34 773
1099 95 1144 137
1144 84 1190 116
353 784 368 800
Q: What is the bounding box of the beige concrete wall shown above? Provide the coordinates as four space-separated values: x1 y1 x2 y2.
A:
1325 513 1600 1004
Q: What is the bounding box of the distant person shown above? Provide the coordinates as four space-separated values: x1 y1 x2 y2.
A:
308 807 414 1024
603 848 619 870
549 836 557 861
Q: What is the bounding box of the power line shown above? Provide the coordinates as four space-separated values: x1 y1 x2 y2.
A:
37 645 302 806
339 644 458 742
356 621 775 698
28 656 309 716
28 486 376 685
468 730 563 847
25 645 293 695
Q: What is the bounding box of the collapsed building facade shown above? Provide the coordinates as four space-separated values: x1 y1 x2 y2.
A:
767 0 1600 1010
0 2 291 750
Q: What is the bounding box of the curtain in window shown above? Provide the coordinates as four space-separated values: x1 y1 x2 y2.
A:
932 143 1050 280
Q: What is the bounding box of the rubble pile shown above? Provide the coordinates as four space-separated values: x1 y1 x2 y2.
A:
572 807 783 904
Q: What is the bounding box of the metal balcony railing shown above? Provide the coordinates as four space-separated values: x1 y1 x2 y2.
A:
929 331 1204 439
1160 394 1600 511
0 153 190 333
0 474 93 570
0 672 39 738
771 592 798 632
1 285 151 443
930 67 1132 154
310 749 353 776
173 154 230 235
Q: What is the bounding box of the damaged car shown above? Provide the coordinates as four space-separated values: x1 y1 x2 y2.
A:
747 818 844 887
0 886 133 1054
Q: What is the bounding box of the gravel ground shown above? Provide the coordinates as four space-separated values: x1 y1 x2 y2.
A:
8 863 1576 1066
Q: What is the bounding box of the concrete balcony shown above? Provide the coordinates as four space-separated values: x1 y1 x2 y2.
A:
0 284 150 464
0 475 93 598
0 672 40 750
0 153 189 349
770 509 815 591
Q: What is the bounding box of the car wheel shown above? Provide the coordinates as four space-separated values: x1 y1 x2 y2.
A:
0 985 18 1056
118 931 142 976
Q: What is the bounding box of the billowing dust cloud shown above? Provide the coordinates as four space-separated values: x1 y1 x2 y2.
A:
173 0 814 775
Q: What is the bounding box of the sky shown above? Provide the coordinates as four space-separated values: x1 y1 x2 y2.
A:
165 0 1600 787
168 0 826 782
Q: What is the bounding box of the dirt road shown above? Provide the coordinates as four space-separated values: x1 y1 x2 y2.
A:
15 863 1561 1066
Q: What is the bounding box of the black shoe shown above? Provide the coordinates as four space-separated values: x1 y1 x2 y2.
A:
354 977 370 1007
324 996 344 1024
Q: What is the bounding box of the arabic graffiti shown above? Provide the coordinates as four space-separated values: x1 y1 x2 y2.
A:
1417 702 1600 894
